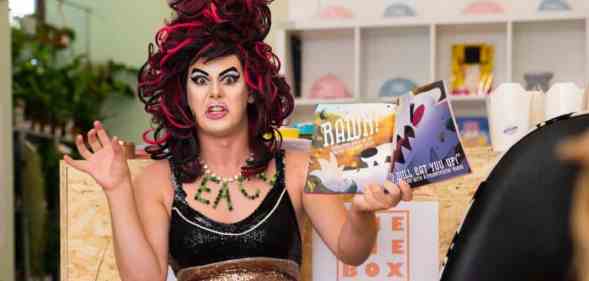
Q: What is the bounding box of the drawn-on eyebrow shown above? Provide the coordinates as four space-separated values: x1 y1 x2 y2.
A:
219 67 239 78
191 68 209 78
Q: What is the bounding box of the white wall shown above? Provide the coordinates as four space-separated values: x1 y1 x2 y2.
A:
45 0 290 144
268 0 289 48
0 0 15 280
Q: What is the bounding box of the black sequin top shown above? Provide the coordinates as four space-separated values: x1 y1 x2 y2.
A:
167 150 302 274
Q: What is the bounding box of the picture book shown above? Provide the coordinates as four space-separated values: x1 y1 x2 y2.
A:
456 116 491 147
304 80 472 193
387 80 472 188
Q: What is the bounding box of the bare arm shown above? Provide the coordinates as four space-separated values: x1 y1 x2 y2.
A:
64 121 169 281
302 191 378 265
106 164 170 281
288 150 412 265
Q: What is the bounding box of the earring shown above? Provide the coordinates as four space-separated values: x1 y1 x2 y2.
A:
248 95 255 104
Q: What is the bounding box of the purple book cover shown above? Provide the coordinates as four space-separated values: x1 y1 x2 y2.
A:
387 80 472 188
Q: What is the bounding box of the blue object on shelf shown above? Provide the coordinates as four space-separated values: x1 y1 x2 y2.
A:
383 3 416 17
293 123 316 136
379 78 417 97
455 116 491 146
539 0 571 11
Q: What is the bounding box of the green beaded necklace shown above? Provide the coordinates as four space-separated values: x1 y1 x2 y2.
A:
195 158 277 212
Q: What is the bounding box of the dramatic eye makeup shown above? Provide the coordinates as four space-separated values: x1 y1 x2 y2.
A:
219 67 241 85
190 68 209 86
190 66 241 86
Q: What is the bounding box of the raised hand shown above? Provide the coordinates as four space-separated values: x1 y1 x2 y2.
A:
351 180 412 213
64 121 131 192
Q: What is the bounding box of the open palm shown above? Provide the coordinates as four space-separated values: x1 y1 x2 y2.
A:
64 121 131 191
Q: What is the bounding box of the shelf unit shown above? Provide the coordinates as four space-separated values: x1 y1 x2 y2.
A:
275 12 589 122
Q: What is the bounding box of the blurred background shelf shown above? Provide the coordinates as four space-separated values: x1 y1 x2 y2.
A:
275 3 588 122
449 95 488 101
295 98 357 106
284 12 588 30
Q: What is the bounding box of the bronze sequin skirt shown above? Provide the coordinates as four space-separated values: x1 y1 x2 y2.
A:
175 257 300 281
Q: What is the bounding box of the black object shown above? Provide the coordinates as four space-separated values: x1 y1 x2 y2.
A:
440 113 589 281
167 150 302 273
464 46 481 64
289 35 302 98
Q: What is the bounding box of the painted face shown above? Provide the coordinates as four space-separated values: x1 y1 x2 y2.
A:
186 55 250 137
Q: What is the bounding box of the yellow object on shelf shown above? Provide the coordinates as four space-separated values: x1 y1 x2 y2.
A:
279 127 300 139
451 44 494 96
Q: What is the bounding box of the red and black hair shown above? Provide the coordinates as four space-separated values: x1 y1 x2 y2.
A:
138 0 294 183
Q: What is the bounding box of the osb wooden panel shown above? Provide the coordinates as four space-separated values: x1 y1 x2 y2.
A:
60 147 499 281
60 160 152 281
414 147 500 265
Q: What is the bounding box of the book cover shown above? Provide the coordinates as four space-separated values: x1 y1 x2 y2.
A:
456 116 491 147
388 80 472 188
305 103 397 193
304 81 471 193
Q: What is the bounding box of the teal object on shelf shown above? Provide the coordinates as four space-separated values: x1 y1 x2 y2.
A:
384 3 416 17
379 78 417 97
293 123 316 137
539 0 571 11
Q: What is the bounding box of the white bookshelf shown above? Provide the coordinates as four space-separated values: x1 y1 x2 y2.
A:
512 18 586 87
360 25 431 100
449 95 488 101
435 22 508 88
275 7 589 123
292 28 357 102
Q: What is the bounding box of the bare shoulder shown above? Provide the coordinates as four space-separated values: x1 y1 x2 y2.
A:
133 159 175 209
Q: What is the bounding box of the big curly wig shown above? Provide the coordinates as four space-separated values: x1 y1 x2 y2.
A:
138 0 294 183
